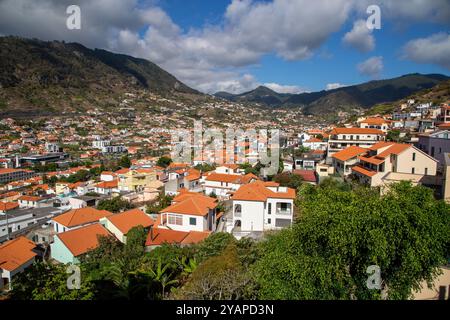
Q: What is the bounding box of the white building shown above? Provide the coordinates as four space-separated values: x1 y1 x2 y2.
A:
227 181 296 239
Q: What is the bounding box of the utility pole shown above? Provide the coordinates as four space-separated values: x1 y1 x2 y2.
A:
5 211 11 241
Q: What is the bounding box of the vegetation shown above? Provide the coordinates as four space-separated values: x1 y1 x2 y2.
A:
118 155 132 169
146 193 174 214
273 172 303 189
10 182 449 300
97 196 134 213
156 156 172 168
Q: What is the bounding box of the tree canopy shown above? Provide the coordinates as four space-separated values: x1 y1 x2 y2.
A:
253 181 450 299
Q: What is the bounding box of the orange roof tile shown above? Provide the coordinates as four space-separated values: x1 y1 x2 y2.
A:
0 201 19 211
52 207 113 228
18 195 42 202
105 209 154 234
145 228 189 246
352 165 378 177
161 194 217 216
360 117 388 125
95 180 118 189
377 143 412 158
232 180 296 202
332 146 367 162
330 127 384 135
359 156 385 165
181 231 211 245
56 224 110 257
0 236 37 271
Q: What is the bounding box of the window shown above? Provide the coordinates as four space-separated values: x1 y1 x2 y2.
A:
267 218 271 224
168 214 183 225
189 217 196 225
268 203 272 214
234 204 242 217
412 152 416 161
412 167 415 174
425 168 428 175
431 146 435 157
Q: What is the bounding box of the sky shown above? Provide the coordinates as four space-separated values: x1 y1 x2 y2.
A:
0 0 449 94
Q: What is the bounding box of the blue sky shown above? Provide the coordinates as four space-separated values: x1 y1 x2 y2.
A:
155 0 450 92
0 0 449 93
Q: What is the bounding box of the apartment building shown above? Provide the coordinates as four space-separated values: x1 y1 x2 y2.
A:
351 142 437 187
228 181 296 239
417 130 450 168
0 168 36 185
332 146 367 176
118 168 157 192
327 127 385 162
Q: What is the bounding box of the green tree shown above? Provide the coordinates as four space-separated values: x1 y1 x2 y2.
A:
118 155 132 168
156 156 172 168
10 262 94 300
253 182 450 300
97 196 133 213
273 172 303 189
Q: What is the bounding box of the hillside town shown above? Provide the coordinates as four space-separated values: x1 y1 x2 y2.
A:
0 97 449 300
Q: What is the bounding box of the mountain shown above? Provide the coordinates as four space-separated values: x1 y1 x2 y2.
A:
215 73 450 114
0 36 200 117
215 85 293 106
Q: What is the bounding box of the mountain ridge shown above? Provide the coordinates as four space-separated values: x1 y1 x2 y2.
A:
214 73 450 115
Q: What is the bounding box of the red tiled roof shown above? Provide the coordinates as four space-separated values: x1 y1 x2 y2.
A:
332 146 367 162
0 237 37 271
95 180 118 189
181 231 211 245
232 180 296 202
53 207 113 228
56 224 110 257
145 228 189 246
293 170 317 183
330 127 384 135
0 201 19 211
352 165 378 177
161 193 217 216
105 209 154 234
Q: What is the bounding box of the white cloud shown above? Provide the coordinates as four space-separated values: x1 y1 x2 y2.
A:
402 32 450 70
342 19 375 52
0 0 449 93
326 83 348 90
263 83 307 94
357 56 383 78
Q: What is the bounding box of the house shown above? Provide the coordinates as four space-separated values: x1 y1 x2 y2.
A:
100 208 154 243
417 130 450 168
164 168 202 195
0 236 39 290
0 201 19 214
294 150 326 170
351 142 438 187
52 207 113 233
94 179 119 195
50 223 110 264
292 169 317 184
327 127 385 161
228 181 296 239
17 195 44 208
204 172 259 199
159 192 218 232
145 227 210 249
331 146 367 176
302 138 327 150
117 169 157 192
359 117 390 132
100 171 117 182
